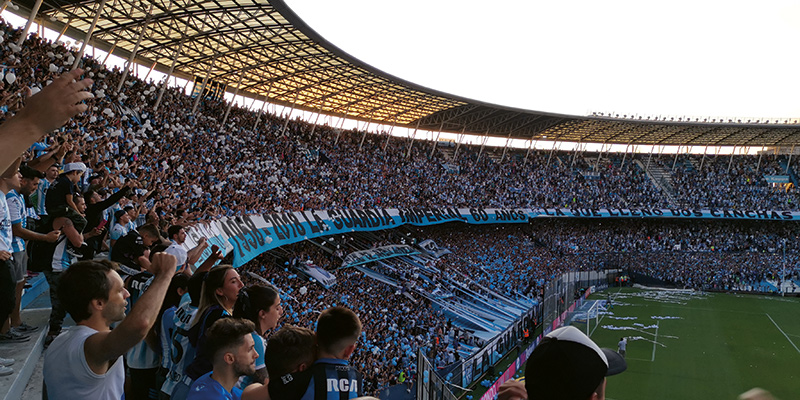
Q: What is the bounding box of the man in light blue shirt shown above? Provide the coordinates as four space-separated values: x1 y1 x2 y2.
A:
0 160 27 343
31 164 59 220
6 165 60 334
187 318 257 400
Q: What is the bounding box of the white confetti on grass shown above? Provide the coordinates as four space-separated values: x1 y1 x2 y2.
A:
628 336 668 347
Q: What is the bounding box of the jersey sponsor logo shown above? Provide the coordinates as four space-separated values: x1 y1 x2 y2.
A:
326 378 357 393
130 277 150 292
175 305 194 324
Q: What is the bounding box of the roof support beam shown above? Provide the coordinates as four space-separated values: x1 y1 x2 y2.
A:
383 118 396 152
72 0 106 70
430 122 445 157
16 0 43 47
221 72 244 128
191 52 217 115
476 129 491 163
546 139 559 168
620 143 632 169
452 126 466 162
406 119 421 159
281 90 301 135
524 137 537 166
154 36 185 112
116 3 153 95
727 146 736 173
786 145 795 174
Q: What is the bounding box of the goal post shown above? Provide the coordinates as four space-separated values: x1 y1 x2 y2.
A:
584 300 604 336
567 300 605 336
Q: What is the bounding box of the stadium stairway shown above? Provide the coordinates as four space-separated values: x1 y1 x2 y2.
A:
777 159 800 186
688 157 700 172
437 146 456 161
635 159 678 204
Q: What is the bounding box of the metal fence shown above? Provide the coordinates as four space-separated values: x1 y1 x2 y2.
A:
543 270 610 332
417 348 458 400
416 270 611 400
455 307 538 388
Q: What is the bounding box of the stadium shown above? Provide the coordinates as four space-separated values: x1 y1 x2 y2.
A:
0 1 798 400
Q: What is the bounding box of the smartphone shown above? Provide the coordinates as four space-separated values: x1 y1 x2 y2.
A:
97 219 108 230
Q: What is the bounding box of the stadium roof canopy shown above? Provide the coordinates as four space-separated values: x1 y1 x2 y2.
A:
22 0 800 147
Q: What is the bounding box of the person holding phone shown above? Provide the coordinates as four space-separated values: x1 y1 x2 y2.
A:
81 180 135 260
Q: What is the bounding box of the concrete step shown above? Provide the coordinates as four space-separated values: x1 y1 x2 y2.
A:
0 309 49 400
5 285 75 400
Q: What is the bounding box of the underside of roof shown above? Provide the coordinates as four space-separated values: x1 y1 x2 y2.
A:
21 0 800 147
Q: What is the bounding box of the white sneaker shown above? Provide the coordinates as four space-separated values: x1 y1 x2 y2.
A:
0 357 13 367
0 365 12 376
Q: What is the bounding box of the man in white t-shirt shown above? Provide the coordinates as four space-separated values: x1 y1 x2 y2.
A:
165 224 207 273
109 209 130 249
617 337 627 358
43 253 176 399
165 225 189 271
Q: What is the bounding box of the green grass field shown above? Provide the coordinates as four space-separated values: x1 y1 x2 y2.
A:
579 287 800 400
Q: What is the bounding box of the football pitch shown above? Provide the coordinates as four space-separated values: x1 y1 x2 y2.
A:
579 287 800 400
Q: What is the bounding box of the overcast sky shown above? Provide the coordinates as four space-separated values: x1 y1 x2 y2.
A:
284 0 800 121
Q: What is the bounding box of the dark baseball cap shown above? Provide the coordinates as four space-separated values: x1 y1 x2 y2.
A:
114 210 127 220
525 326 627 400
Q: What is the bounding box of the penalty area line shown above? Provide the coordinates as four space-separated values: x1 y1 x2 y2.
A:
651 321 659 362
766 313 800 354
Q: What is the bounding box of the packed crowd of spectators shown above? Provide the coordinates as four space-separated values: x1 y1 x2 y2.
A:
236 234 495 394
651 154 800 210
216 219 799 393
1 19 799 217
415 220 799 295
2 16 800 398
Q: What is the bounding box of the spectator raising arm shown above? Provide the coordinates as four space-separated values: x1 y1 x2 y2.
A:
82 252 176 374
0 68 93 173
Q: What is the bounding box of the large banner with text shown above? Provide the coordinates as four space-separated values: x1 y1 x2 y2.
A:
178 207 800 268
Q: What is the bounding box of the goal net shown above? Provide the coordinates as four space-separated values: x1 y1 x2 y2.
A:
567 300 605 336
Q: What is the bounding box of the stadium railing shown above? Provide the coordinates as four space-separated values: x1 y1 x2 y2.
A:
414 271 610 400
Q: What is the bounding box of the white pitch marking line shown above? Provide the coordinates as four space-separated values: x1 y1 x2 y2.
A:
766 313 800 354
651 321 659 362
590 288 621 337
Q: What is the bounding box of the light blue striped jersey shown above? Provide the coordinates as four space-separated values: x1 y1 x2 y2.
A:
110 223 128 241
160 307 177 370
31 178 51 216
51 235 74 272
125 272 159 369
0 195 12 252
5 190 26 252
162 293 198 396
